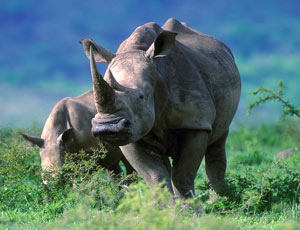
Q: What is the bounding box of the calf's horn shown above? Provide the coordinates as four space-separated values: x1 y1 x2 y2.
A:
90 46 115 113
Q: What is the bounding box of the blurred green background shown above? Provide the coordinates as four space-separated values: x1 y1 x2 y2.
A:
0 0 299 127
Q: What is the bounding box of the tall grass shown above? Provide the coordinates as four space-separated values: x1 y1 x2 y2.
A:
0 122 299 229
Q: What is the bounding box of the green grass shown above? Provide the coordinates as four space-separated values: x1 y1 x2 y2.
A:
0 122 299 229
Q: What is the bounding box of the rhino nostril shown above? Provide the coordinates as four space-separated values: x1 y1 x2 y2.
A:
123 119 131 128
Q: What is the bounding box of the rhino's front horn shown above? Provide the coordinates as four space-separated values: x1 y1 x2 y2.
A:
90 46 116 113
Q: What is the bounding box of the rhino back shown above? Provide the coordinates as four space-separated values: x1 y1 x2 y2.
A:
42 91 97 147
74 90 96 110
63 93 98 149
117 22 162 53
66 92 124 167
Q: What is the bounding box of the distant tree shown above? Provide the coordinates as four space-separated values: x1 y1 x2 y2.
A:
248 80 300 119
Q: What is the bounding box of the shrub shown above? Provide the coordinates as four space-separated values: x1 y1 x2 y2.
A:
248 80 300 119
1 124 299 229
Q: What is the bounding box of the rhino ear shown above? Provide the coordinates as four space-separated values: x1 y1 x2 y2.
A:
58 127 74 144
146 31 177 58
22 133 45 148
79 37 115 63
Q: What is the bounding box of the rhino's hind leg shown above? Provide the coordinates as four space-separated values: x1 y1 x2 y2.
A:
171 130 208 198
205 130 228 194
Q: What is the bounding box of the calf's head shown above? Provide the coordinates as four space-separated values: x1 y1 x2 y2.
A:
80 31 177 145
22 127 74 183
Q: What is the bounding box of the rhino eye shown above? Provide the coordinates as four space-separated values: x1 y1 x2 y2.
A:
139 94 144 100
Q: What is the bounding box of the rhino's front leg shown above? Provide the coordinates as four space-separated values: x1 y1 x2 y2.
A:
171 130 208 198
120 142 173 193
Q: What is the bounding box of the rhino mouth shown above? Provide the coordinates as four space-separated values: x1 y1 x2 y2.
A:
91 117 132 146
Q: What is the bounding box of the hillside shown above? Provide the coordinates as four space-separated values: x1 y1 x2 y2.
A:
0 0 299 126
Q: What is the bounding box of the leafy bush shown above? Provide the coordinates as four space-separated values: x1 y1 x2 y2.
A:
0 126 125 227
248 80 300 119
0 124 299 229
48 182 239 230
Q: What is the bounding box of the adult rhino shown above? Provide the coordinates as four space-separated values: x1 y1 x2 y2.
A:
22 90 134 183
80 18 241 198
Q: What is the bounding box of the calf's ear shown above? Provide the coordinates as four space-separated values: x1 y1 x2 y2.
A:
22 133 45 148
79 37 115 63
58 128 74 144
146 31 177 58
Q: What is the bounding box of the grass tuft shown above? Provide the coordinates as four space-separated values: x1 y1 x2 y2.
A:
0 122 299 229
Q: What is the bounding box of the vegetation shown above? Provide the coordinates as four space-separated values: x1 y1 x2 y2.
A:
3 72 299 228
249 80 300 119
0 122 299 229
1 2 300 229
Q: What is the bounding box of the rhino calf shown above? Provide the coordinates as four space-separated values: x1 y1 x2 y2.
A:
22 90 133 183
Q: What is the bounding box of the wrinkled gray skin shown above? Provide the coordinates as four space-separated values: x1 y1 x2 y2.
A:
22 90 134 184
80 18 241 198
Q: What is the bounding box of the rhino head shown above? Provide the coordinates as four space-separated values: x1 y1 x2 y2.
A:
22 125 74 183
80 31 177 145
